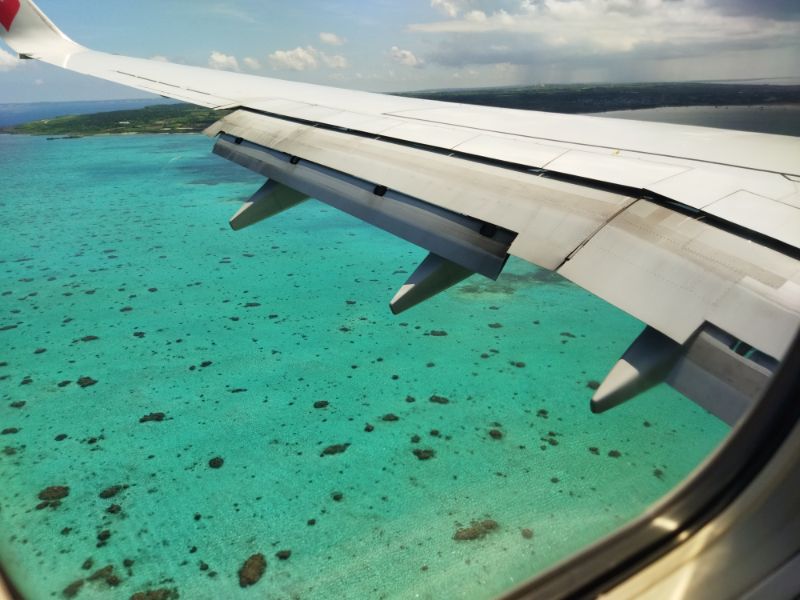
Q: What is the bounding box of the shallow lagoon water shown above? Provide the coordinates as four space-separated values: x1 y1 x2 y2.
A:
0 134 729 599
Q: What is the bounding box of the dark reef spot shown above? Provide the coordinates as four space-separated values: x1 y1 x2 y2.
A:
331 491 343 502
320 443 350 457
488 429 503 440
130 589 179 600
307 519 316 526
536 409 549 419
10 401 25 409
81 558 94 570
208 456 224 469
453 519 499 541
200 361 212 368
120 306 133 313
589 447 599 455
38 486 69 502
653 468 665 480
560 331 576 338
244 302 261 308
413 449 435 461
1 428 19 435
63 579 84 598
34 348 47 354
87 564 119 586
58 380 72 387
429 395 449 405
411 434 421 444
76 376 98 388
521 528 534 539
99 485 127 499
139 413 165 423
364 423 374 433
542 434 559 446
238 554 267 587
80 335 99 343
429 330 448 337
608 450 621 458
313 400 329 409
586 380 600 390
382 413 399 422
405 395 416 403
107 504 122 515
275 549 291 560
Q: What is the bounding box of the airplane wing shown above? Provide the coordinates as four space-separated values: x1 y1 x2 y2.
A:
3 0 799 424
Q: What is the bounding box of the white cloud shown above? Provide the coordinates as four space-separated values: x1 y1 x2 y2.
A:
319 32 346 46
465 10 488 22
208 51 240 71
0 48 20 72
411 0 800 58
268 46 349 71
390 46 424 67
431 0 464 17
149 55 170 63
321 53 349 69
243 56 262 70
268 46 319 71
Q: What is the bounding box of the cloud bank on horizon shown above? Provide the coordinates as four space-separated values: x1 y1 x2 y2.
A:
0 0 798 102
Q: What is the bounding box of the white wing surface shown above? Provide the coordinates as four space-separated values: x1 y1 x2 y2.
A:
3 0 799 423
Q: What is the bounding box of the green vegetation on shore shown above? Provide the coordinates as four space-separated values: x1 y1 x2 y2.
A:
1 104 228 136
2 82 798 136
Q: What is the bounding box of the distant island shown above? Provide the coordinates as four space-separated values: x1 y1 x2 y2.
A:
1 104 227 136
401 81 800 113
2 81 798 137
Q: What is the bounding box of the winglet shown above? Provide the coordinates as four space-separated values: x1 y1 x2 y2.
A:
0 0 83 61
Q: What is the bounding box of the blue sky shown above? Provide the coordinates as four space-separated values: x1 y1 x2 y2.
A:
1 0 799 102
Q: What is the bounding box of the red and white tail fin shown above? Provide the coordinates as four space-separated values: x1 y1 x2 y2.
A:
0 0 82 61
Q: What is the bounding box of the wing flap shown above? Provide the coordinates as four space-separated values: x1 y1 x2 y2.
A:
704 191 800 248
208 109 634 271
558 200 800 359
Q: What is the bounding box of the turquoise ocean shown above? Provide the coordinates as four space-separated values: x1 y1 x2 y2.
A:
0 133 729 599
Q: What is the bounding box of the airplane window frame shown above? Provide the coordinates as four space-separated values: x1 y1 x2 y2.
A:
501 331 800 599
